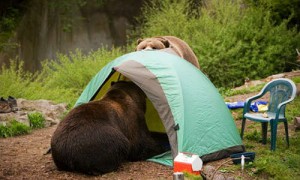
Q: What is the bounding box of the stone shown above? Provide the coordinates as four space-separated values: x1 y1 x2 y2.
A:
0 99 67 128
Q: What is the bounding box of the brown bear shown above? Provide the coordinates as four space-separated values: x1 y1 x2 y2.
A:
136 36 200 69
51 81 165 175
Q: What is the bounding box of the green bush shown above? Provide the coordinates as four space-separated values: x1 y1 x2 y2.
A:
36 48 125 105
135 0 300 88
245 0 300 30
0 47 125 106
28 112 45 129
0 60 34 98
0 120 31 137
0 6 21 51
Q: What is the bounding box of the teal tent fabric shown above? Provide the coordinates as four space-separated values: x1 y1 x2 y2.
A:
75 49 244 166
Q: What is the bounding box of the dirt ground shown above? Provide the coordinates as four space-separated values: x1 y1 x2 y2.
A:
1 123 254 180
0 125 175 180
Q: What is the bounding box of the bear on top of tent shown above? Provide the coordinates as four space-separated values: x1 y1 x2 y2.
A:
75 48 245 167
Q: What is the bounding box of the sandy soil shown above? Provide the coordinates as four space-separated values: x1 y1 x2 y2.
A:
0 125 174 180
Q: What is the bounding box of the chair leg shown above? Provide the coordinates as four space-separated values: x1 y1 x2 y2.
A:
241 118 246 139
270 121 278 151
284 121 290 147
261 122 268 145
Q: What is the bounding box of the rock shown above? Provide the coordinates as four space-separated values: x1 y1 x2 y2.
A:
234 70 300 91
0 99 67 128
268 73 286 80
203 165 215 176
214 173 226 180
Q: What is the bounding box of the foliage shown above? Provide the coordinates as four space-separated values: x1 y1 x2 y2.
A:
0 4 22 51
183 172 203 180
0 47 124 106
48 0 86 32
134 0 300 88
0 112 45 137
28 112 45 129
0 60 35 98
245 0 300 30
48 0 107 32
0 120 31 138
36 48 124 105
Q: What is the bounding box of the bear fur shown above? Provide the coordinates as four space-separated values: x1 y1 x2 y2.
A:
136 36 200 69
51 81 164 175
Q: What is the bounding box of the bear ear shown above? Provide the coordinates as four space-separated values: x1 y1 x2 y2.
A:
161 39 170 48
111 81 116 86
137 38 143 45
136 38 144 51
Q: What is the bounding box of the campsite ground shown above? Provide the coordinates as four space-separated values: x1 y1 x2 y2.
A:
0 125 174 179
0 122 254 180
0 93 255 180
1 71 300 179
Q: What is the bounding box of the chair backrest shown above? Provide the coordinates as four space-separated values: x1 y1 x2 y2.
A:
261 78 296 115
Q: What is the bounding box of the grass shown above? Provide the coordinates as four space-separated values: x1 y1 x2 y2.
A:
240 136 300 179
28 112 45 129
291 76 300 83
225 127 300 179
0 48 125 107
219 83 265 97
0 119 31 137
224 80 300 179
0 111 46 137
183 172 203 180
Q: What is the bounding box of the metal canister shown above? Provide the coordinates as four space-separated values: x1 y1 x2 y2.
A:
173 172 184 180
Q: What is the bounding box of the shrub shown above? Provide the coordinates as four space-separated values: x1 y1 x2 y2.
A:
135 0 300 88
0 60 34 98
0 47 125 106
36 48 125 105
0 120 31 137
28 112 45 129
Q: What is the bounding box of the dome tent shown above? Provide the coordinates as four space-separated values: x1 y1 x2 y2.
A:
75 49 245 166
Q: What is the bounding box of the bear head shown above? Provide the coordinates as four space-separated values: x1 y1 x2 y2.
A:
136 37 170 51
